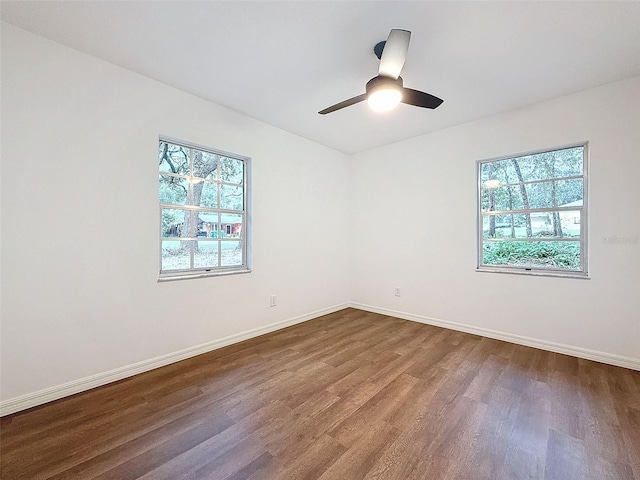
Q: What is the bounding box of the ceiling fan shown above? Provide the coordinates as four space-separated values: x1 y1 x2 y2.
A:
319 29 443 115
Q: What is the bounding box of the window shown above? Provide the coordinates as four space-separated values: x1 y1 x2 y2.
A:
477 143 588 277
158 137 251 279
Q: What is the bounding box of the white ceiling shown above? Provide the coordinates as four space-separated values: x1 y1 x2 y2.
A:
2 1 640 155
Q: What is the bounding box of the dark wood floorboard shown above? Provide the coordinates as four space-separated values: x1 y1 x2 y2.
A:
1 308 639 479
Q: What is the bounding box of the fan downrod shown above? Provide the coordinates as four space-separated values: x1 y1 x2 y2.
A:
373 41 386 60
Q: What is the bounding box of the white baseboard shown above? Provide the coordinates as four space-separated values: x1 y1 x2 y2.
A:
0 303 349 417
350 302 640 371
3 301 637 416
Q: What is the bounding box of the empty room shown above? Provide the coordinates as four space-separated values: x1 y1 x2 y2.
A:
1 1 639 479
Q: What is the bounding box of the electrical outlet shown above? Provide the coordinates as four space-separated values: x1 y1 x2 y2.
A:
269 295 277 307
395 287 401 297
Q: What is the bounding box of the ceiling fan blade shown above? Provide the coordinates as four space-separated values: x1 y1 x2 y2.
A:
402 88 444 109
378 29 411 79
318 94 366 115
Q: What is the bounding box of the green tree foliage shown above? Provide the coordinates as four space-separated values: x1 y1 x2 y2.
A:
483 242 580 269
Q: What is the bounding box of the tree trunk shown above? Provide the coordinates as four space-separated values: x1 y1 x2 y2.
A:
181 210 194 253
511 159 532 237
499 163 516 238
192 181 205 253
488 190 496 238
552 212 563 237
487 163 496 237
549 171 563 237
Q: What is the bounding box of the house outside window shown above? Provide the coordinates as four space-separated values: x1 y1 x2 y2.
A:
477 143 588 277
158 137 251 280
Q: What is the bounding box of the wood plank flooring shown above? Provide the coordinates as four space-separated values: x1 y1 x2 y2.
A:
1 308 639 479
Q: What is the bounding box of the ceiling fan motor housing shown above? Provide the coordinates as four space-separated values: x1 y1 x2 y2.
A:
366 76 403 99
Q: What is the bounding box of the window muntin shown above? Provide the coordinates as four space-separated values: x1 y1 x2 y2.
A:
159 138 250 279
477 144 588 277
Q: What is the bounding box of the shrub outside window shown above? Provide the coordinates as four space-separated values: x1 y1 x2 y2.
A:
477 143 588 277
159 137 251 279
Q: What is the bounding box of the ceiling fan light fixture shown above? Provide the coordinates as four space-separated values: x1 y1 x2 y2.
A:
365 76 403 112
367 87 402 112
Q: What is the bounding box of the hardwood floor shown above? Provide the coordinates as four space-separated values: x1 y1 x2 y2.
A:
1 308 639 479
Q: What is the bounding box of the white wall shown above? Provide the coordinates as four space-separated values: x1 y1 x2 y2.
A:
0 24 350 405
2 23 639 414
350 76 640 366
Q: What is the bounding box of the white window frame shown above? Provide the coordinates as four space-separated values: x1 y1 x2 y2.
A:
476 142 589 278
158 136 252 281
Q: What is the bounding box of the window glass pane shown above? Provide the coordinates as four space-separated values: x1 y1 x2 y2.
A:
480 187 491 211
220 157 244 184
221 185 244 210
194 241 219 268
193 151 219 181
525 179 583 209
481 185 523 212
221 241 242 266
159 142 190 175
558 210 582 236
482 179 583 212
220 213 243 239
481 161 517 185
483 214 516 238
161 240 191 271
482 240 581 270
483 211 581 239
196 212 219 238
554 179 584 206
161 208 193 238
481 146 583 184
194 180 218 208
159 175 189 205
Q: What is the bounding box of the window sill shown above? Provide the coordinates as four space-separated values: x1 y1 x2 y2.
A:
158 268 252 282
476 267 590 279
